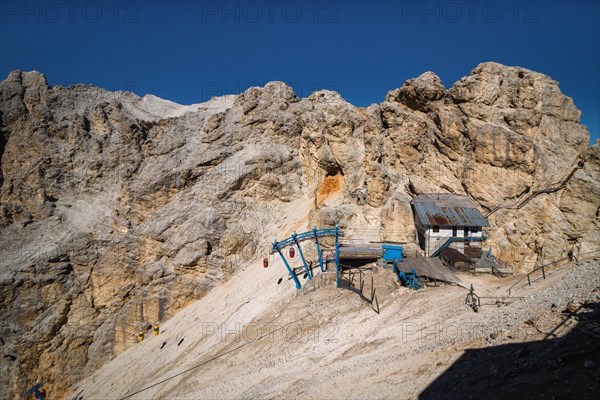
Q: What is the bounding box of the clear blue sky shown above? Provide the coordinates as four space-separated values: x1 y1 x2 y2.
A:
1 0 598 142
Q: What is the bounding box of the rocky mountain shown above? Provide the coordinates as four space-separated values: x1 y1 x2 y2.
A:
0 62 598 398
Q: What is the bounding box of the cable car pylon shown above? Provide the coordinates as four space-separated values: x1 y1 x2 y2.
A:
270 226 343 290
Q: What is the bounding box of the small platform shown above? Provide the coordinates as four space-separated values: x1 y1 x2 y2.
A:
339 245 382 260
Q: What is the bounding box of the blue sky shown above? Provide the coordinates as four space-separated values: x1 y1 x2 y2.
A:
1 1 598 142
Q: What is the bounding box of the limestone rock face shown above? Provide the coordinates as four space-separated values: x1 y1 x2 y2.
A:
0 63 597 398
559 143 600 254
386 71 446 112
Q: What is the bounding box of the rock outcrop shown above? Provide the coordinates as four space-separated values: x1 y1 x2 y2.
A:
0 63 597 398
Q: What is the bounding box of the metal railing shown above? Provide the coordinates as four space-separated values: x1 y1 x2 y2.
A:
429 232 453 257
507 250 600 296
491 265 501 278
484 162 582 218
430 234 488 258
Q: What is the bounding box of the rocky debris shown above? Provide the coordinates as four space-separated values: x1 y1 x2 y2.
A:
71 252 600 400
566 301 581 313
0 63 598 398
420 260 600 400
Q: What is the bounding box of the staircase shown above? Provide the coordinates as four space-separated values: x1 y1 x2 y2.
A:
484 163 582 218
474 255 514 276
485 186 564 217
430 234 488 258
429 233 453 257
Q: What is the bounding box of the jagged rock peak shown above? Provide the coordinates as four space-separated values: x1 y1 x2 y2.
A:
0 62 597 399
6 69 49 88
450 62 581 122
386 71 446 112
307 89 347 103
237 81 298 102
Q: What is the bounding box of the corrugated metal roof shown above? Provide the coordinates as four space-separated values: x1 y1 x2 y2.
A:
412 194 490 227
398 257 462 284
412 193 476 208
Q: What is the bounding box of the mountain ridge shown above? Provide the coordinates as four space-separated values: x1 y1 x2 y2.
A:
0 62 598 398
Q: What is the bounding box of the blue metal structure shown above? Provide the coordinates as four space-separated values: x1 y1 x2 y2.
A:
292 231 312 280
398 267 421 290
381 244 403 263
271 226 344 289
272 231 419 291
390 259 421 290
26 383 45 400
335 231 340 288
313 227 324 272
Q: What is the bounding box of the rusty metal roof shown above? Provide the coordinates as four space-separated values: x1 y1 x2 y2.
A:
412 194 490 227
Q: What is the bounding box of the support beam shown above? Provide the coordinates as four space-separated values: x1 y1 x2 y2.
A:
313 227 324 272
271 226 345 289
277 249 301 289
335 226 340 288
293 232 312 280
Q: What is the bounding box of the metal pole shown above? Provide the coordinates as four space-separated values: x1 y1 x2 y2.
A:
371 276 375 301
335 226 340 288
293 232 312 281
277 248 301 289
542 266 546 280
313 227 324 272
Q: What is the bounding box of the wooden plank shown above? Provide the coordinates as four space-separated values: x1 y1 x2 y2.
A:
397 257 462 284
